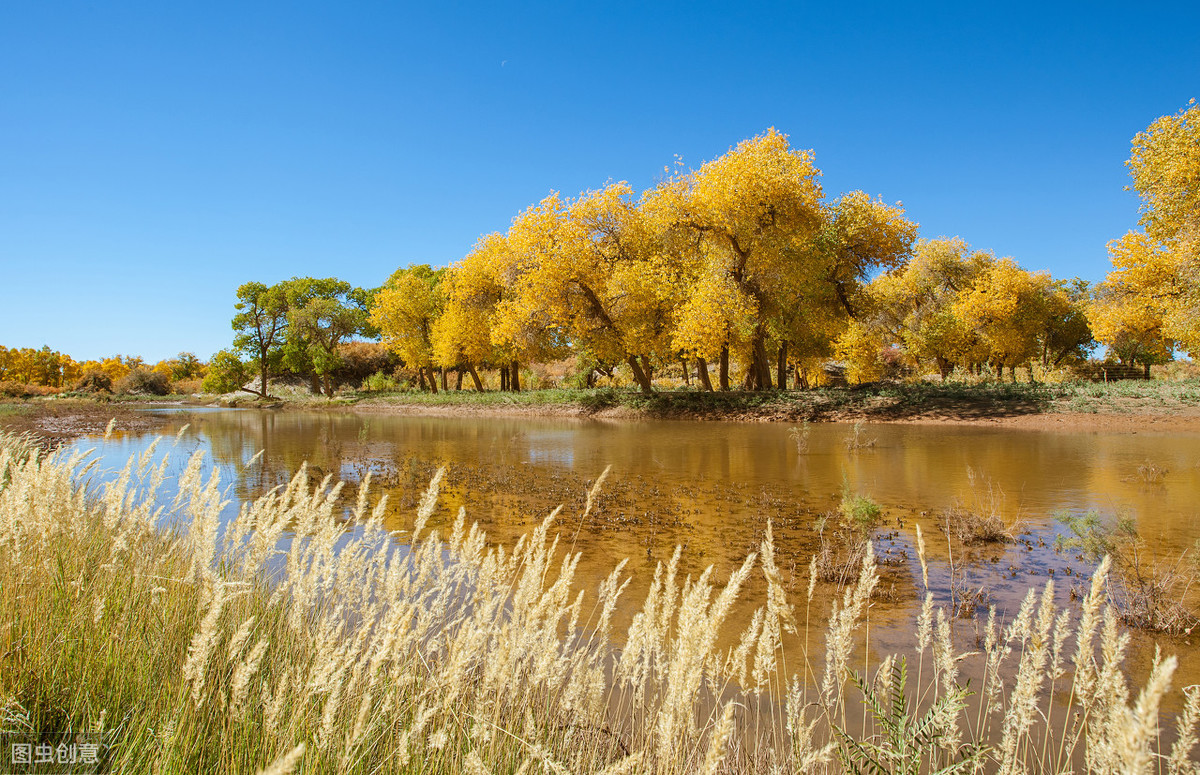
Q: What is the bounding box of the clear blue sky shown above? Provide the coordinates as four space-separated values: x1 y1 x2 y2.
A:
2 1 1197 363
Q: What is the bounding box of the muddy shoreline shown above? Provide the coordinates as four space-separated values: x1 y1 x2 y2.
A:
4 391 1199 446
0 399 176 446
348 395 1200 432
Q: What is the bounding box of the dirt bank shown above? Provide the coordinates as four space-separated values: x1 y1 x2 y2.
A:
350 393 1200 432
0 399 174 446
6 385 1199 445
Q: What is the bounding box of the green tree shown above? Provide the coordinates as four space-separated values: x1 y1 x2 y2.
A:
172 352 204 380
284 278 374 396
231 281 290 398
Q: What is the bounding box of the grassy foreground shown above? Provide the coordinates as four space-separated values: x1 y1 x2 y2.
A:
0 432 1198 774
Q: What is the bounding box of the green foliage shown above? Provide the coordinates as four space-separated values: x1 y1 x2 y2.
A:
838 482 883 533
232 281 290 397
171 352 204 380
359 371 399 393
284 277 374 396
1054 508 1136 561
835 658 984 775
202 349 249 394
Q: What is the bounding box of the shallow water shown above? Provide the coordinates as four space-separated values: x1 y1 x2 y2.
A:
67 408 1200 694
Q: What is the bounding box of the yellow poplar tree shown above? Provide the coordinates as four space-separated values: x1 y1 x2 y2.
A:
868 237 989 379
1098 101 1200 354
1089 232 1177 374
370 266 445 392
658 129 825 390
954 257 1060 380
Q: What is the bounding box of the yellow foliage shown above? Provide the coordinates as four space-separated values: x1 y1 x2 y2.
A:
1104 102 1200 355
1089 232 1177 365
953 257 1057 369
834 321 886 384
370 270 442 369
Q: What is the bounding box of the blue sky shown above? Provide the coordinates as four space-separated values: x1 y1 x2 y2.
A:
2 1 1197 362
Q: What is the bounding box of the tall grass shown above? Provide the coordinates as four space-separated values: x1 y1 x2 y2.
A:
0 432 1196 773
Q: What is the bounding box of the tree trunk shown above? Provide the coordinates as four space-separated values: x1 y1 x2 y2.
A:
719 345 730 391
418 367 427 391
467 363 484 391
500 366 508 392
310 372 322 395
427 366 439 393
742 365 757 390
259 358 270 399
794 367 808 390
1144 361 1151 379
640 355 654 387
510 361 520 392
455 369 464 390
440 367 448 392
627 355 654 394
322 373 334 397
696 358 714 392
751 330 773 391
936 357 952 381
681 358 690 386
776 341 788 392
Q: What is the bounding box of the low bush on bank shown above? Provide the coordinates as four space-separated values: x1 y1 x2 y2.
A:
73 369 114 393
0 381 60 398
0 434 1197 773
114 367 171 396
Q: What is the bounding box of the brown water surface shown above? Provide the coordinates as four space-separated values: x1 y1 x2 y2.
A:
78 408 1200 694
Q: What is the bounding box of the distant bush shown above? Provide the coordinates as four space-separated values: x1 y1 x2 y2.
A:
0 381 59 398
334 342 400 387
115 368 170 396
73 370 113 394
359 371 399 393
172 378 204 395
202 350 249 394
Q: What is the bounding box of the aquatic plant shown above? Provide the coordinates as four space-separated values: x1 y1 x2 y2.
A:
1057 509 1199 635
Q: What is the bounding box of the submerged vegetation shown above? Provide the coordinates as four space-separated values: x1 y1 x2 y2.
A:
1056 509 1200 636
1 432 1198 773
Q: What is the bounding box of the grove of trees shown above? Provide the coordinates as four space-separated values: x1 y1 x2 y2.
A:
13 105 1194 399
352 129 1103 393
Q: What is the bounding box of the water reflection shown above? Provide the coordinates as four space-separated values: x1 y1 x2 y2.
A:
69 409 1200 693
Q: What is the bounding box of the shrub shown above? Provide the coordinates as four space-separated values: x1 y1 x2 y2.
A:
940 504 1012 545
359 371 399 393
0 381 58 398
202 349 249 394
171 378 204 395
333 342 399 387
72 369 113 394
115 368 170 396
1057 509 1199 634
815 483 883 584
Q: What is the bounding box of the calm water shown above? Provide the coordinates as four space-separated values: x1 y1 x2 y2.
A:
68 408 1200 689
